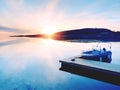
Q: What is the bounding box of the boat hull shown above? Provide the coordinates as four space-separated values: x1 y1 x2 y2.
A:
80 51 112 63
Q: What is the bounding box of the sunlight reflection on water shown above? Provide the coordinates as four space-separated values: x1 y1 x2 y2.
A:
0 38 120 89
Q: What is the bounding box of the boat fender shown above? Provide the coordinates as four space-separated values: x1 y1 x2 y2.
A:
100 57 102 62
108 55 111 59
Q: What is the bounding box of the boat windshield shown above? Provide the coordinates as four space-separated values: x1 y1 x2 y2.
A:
92 43 111 51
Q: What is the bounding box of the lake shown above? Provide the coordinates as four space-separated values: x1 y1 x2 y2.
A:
0 37 120 90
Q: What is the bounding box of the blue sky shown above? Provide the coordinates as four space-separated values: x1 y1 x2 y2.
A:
0 0 120 34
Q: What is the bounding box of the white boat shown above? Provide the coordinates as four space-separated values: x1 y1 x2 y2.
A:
80 43 112 63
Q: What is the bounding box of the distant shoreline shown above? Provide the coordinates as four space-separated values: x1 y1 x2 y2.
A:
10 28 120 42
52 28 120 42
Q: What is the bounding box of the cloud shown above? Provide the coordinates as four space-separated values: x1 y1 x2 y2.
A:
0 0 64 33
4 0 24 10
0 0 120 34
0 26 27 33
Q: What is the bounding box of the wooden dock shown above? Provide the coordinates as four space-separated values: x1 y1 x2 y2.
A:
59 57 120 86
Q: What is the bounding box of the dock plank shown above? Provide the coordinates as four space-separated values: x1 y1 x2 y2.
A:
66 58 120 73
59 57 120 86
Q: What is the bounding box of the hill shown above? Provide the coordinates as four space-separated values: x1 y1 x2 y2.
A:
52 28 120 41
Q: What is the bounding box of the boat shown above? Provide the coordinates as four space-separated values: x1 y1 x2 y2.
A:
79 43 112 63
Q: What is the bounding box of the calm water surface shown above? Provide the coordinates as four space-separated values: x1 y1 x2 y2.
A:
0 38 120 90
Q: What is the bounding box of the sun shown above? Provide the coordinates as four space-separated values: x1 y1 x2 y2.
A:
42 25 57 36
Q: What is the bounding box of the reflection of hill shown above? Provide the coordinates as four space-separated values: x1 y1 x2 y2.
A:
52 28 120 41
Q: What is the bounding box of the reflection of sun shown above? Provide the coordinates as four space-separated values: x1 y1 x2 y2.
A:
43 38 55 44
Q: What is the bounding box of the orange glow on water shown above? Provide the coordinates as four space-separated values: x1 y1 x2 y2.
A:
42 38 55 44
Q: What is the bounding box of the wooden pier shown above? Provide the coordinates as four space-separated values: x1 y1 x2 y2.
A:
59 57 120 86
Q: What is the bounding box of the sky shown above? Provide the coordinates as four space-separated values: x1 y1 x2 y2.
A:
0 0 120 34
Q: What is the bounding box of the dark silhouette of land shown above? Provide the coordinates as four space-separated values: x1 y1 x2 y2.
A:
10 28 120 42
10 34 48 38
52 28 120 41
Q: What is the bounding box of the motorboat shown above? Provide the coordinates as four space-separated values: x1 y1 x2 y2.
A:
80 43 112 63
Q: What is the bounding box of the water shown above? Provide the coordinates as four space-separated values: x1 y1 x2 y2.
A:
0 38 120 90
